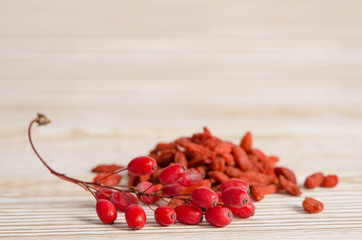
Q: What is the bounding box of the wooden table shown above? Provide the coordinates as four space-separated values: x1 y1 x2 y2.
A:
1 1 362 239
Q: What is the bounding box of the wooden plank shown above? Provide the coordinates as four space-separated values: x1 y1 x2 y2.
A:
1 0 362 239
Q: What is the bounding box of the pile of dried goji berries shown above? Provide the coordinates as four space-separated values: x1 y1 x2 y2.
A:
124 127 338 213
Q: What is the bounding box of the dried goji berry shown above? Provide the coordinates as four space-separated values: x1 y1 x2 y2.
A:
238 171 270 186
201 137 223 150
264 156 279 165
128 174 138 186
250 149 267 161
93 173 122 186
224 166 243 178
274 167 297 184
208 171 229 183
157 149 176 167
223 153 235 167
91 164 124 173
279 175 302 196
232 146 253 171
151 167 163 182
303 197 324 213
304 172 324 189
208 157 226 172
263 163 278 183
214 142 233 156
139 174 151 182
167 198 185 208
251 184 281 201
321 175 338 188
183 179 211 194
174 150 188 167
154 142 176 152
240 131 252 152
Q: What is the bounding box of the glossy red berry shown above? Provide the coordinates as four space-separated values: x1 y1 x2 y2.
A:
96 199 117 224
174 204 203 225
137 181 159 204
162 183 184 197
95 188 114 200
191 187 218 209
178 169 203 186
221 187 250 208
110 192 139 211
127 156 157 176
205 206 233 227
220 179 249 193
154 206 177 226
228 201 255 218
125 204 146 230
159 164 186 185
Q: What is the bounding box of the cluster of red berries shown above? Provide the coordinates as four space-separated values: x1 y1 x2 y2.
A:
90 156 255 229
28 114 254 230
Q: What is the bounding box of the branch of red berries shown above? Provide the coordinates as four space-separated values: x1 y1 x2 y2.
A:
29 114 338 230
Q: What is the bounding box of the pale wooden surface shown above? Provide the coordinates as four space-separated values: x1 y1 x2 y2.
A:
1 0 362 239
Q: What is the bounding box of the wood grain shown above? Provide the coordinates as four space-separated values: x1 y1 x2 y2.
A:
1 0 362 239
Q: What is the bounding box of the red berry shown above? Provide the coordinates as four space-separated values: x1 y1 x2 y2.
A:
137 181 159 204
162 184 184 197
159 164 186 185
125 204 146 230
220 179 249 193
175 204 203 225
154 206 177 226
228 201 255 218
95 188 114 200
191 187 218 209
178 169 203 186
205 206 233 227
221 187 250 208
127 156 157 176
110 192 139 211
96 199 117 224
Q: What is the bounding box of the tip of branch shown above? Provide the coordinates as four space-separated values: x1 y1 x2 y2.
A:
36 113 51 126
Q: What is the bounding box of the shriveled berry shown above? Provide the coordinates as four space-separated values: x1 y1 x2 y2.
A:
221 187 250 208
279 175 302 196
191 187 218 209
137 181 159 204
125 204 146 230
228 201 255 218
274 167 297 184
240 131 252 152
96 188 114 200
159 164 186 185
96 199 117 224
303 197 324 213
110 192 138 211
93 173 121 186
154 206 177 226
321 175 338 188
220 179 249 193
92 164 123 173
127 156 157 176
205 206 233 227
178 169 203 186
175 204 203 225
162 183 184 197
304 172 324 189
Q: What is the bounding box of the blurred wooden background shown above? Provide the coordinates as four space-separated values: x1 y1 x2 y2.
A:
1 0 362 239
